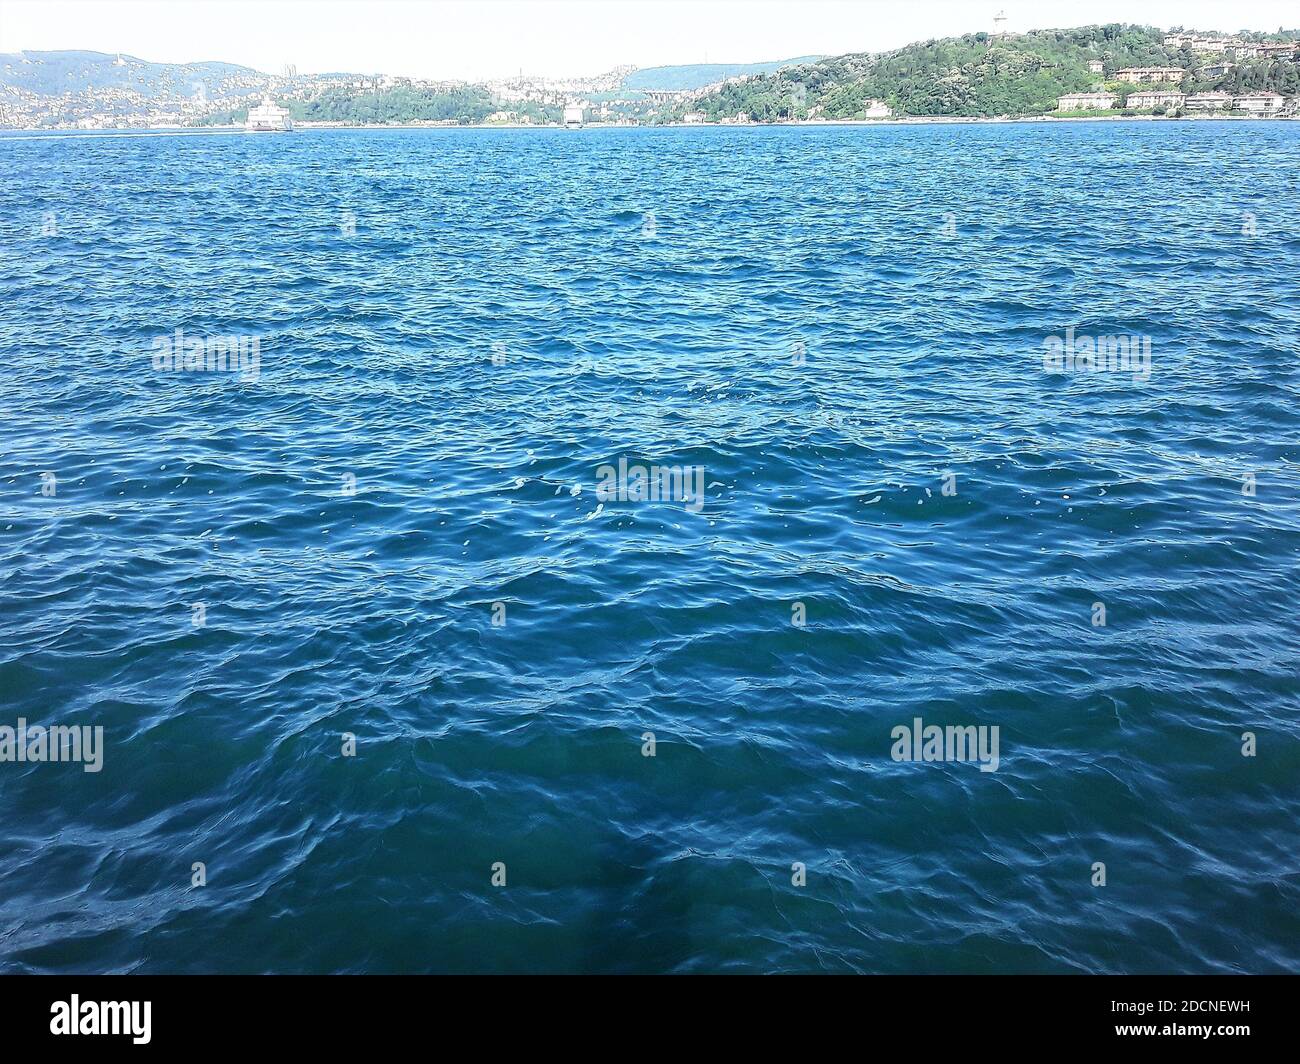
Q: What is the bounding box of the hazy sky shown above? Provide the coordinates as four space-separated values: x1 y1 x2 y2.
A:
1 0 1296 80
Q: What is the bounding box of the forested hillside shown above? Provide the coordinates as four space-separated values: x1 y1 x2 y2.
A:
688 25 1300 120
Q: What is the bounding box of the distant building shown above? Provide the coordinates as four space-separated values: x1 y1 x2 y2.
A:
1167 35 1235 54
1185 91 1234 110
863 99 892 118
1162 34 1290 58
1257 42 1300 58
1126 90 1186 109
1202 61 1235 78
682 111 706 123
643 90 693 106
1088 60 1105 74
1116 67 1185 84
1234 91 1285 113
1057 92 1119 111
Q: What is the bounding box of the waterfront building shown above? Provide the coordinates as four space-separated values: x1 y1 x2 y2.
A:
1057 92 1119 111
1185 91 1233 110
1233 91 1285 113
1126 90 1186 109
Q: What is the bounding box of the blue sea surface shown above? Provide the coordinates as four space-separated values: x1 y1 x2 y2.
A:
1 122 1298 973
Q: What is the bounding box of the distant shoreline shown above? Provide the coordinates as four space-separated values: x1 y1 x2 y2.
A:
4 113 1296 138
275 113 1300 129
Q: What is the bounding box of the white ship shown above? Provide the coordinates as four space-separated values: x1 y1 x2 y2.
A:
563 104 585 129
245 97 293 132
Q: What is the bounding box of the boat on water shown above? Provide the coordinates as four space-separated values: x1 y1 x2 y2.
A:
245 98 293 133
563 104 585 129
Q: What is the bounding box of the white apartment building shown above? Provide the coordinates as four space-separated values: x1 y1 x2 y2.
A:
1057 92 1119 110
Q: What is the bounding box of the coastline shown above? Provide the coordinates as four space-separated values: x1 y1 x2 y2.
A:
275 112 1300 129
5 113 1296 137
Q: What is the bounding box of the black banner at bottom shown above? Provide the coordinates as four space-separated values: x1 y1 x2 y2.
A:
1 974 1288 1051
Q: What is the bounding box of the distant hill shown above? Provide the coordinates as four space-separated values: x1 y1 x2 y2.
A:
622 57 822 91
0 49 262 97
2 49 827 99
687 25 1300 120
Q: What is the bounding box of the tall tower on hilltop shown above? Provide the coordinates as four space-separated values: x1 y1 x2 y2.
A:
994 10 1009 37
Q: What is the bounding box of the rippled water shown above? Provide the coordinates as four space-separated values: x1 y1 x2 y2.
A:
1 122 1298 973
